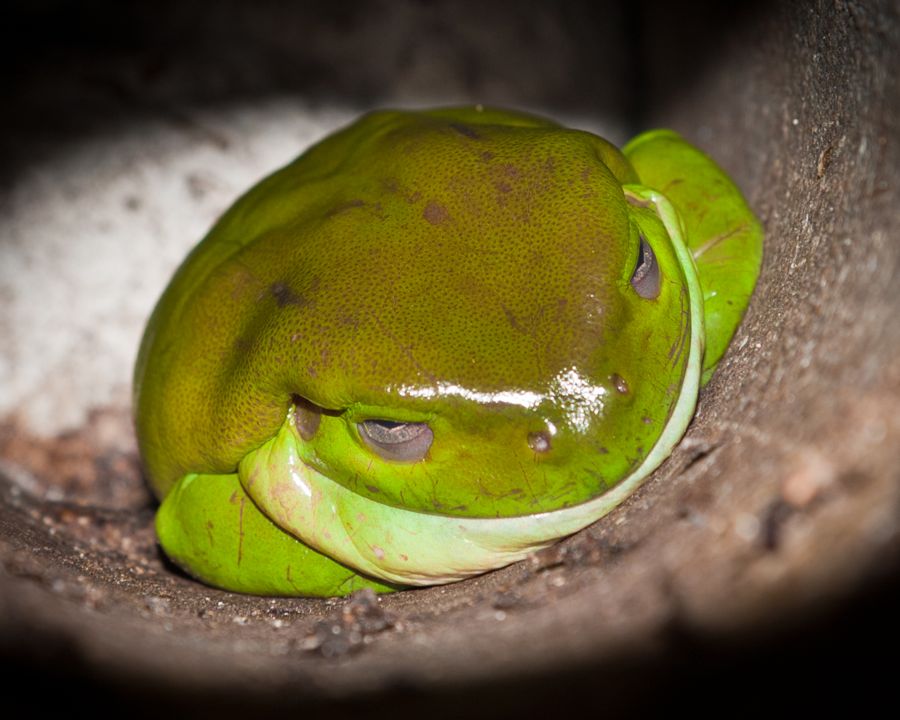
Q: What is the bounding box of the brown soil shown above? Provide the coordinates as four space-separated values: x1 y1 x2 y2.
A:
1 1 898 715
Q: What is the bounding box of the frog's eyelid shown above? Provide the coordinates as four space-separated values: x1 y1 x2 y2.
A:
291 394 343 440
630 234 661 299
291 393 344 415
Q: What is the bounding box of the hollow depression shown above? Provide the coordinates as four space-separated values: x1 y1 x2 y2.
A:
1 1 898 713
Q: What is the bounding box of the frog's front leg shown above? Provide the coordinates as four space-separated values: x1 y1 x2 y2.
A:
156 471 399 596
624 130 764 384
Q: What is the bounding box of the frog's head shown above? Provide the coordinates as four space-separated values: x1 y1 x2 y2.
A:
136 108 703 584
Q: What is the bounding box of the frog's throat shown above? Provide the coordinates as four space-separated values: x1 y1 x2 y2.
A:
238 188 703 587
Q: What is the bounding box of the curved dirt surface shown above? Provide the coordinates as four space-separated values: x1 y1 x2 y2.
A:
1 1 898 714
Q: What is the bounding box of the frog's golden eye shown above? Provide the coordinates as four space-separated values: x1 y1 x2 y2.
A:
359 420 433 462
630 234 660 299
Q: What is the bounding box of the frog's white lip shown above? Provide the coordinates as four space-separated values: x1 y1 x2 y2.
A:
239 188 703 587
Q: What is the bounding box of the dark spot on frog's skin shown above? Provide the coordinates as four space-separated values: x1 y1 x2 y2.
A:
501 303 524 332
610 374 629 395
271 282 310 308
582 467 608 492
423 201 451 225
642 417 653 425
365 484 380 494
480 150 495 162
306 347 332 379
495 181 513 194
383 178 422 204
325 199 366 217
450 123 481 140
630 448 644 468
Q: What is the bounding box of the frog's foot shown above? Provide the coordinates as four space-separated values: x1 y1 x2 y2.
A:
156 472 397 596
624 130 763 383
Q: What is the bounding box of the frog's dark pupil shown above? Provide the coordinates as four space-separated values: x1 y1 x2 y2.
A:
363 420 424 444
630 234 661 299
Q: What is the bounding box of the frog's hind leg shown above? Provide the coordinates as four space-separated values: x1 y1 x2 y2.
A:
624 130 763 385
156 472 398 597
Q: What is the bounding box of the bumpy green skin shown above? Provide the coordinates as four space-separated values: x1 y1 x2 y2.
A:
135 107 762 596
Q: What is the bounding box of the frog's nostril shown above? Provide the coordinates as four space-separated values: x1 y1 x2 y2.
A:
292 394 322 440
527 431 552 454
610 373 630 395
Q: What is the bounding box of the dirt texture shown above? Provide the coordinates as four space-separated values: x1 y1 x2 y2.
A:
1 0 898 715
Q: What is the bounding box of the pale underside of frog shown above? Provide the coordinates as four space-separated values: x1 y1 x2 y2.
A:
133 107 763 597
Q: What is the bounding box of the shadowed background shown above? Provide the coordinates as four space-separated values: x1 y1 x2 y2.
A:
1 0 898 714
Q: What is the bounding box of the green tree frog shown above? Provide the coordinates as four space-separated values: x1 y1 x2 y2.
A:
134 107 762 597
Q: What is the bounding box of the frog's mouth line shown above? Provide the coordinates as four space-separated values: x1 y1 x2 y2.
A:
238 188 705 586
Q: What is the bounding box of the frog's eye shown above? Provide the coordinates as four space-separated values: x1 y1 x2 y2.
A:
359 420 434 462
631 234 660 299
